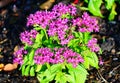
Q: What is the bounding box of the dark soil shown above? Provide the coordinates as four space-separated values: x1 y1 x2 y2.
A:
0 0 120 83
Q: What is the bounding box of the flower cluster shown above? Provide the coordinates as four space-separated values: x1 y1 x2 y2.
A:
27 3 76 28
27 11 57 28
26 3 78 45
48 18 74 45
34 47 84 67
13 3 101 82
52 3 77 16
20 29 38 45
26 3 99 45
13 47 27 65
72 12 99 32
87 38 100 52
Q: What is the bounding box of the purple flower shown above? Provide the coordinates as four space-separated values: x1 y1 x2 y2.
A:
20 29 38 45
72 17 82 26
34 48 54 64
99 57 104 65
52 3 77 16
30 29 38 38
87 38 100 52
34 47 84 68
13 47 28 65
72 12 99 32
27 11 56 28
48 18 74 45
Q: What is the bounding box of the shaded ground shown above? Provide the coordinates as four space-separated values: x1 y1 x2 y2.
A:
0 0 120 83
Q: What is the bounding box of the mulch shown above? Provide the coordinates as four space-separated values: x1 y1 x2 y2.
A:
0 0 120 83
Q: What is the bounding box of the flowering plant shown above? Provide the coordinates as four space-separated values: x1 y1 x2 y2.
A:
13 3 101 83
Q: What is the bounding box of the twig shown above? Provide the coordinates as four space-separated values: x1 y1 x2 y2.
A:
0 39 8 44
97 70 108 83
109 64 120 76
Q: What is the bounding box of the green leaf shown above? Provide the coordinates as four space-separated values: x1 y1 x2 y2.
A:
35 33 43 44
38 69 56 83
83 32 90 44
24 65 31 76
52 36 60 44
28 49 35 65
88 0 103 17
41 73 56 83
49 64 62 74
66 74 75 83
105 0 115 10
108 3 117 21
66 64 88 83
73 32 80 38
22 65 26 76
55 72 67 83
68 39 79 47
88 52 99 68
43 40 49 45
23 55 29 64
30 66 35 76
78 32 83 39
33 24 42 31
37 64 62 83
61 13 73 19
36 65 42 72
24 44 29 49
83 56 90 69
85 0 88 3
81 50 99 69
79 7 89 11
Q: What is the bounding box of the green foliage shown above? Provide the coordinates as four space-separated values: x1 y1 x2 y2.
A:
88 0 103 17
21 24 100 82
79 0 119 20
108 3 117 20
16 4 102 83
105 0 115 10
81 50 99 69
66 64 88 83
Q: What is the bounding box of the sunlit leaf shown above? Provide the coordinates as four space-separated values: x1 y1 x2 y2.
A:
38 69 56 83
36 65 42 72
88 0 103 17
87 52 99 69
105 0 115 10
84 0 88 3
81 50 99 69
30 66 35 76
83 56 90 69
66 74 75 83
55 72 67 83
28 49 35 65
68 39 79 47
83 32 90 44
21 65 26 76
66 64 88 83
108 3 117 21
49 64 62 74
24 65 31 76
35 33 43 43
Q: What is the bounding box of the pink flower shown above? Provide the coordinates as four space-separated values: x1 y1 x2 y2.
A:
99 57 104 65
34 47 84 68
87 38 100 52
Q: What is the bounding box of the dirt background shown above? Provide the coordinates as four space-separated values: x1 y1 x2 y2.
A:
0 0 120 83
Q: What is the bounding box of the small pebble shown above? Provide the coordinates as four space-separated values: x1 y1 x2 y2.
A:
113 58 118 61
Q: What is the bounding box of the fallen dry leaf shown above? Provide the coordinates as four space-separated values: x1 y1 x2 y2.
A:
3 63 18 71
40 0 55 10
0 63 4 71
